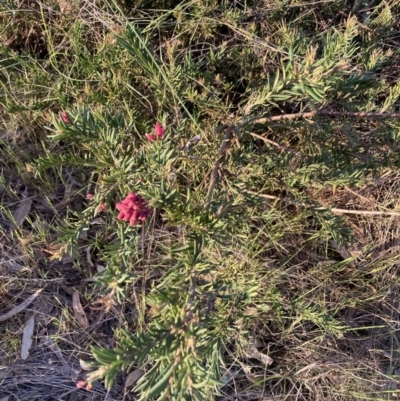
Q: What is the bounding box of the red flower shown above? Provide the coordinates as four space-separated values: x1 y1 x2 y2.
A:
145 133 156 142
116 192 151 227
76 380 92 391
145 122 165 141
154 122 165 138
61 111 71 124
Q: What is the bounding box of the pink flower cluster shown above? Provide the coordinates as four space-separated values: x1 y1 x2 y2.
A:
116 192 151 226
76 380 92 391
145 122 165 142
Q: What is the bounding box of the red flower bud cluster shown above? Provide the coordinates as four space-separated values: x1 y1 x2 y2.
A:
61 111 71 124
145 122 165 142
116 192 151 226
76 380 92 391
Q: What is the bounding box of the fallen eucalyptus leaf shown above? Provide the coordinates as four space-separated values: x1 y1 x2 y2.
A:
0 289 43 322
12 197 32 229
244 340 273 366
72 290 89 328
125 369 145 389
21 315 35 360
86 246 94 268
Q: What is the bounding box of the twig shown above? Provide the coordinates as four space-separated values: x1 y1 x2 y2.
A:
320 111 400 118
0 276 63 283
205 126 233 206
249 132 302 156
253 111 317 123
0 288 43 322
318 207 400 216
246 190 400 217
253 110 400 125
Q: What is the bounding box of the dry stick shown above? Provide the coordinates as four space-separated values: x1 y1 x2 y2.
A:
0 288 43 322
253 110 400 124
0 276 63 282
254 111 317 123
205 125 233 206
247 191 400 217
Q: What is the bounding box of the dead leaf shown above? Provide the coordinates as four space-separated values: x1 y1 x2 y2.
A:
12 194 32 229
79 359 93 371
44 243 78 264
21 315 35 360
124 369 145 389
258 352 274 366
86 246 94 268
0 289 43 322
91 293 116 313
72 290 89 328
244 340 273 367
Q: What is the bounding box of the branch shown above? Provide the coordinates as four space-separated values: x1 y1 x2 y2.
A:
253 111 317 123
253 110 400 125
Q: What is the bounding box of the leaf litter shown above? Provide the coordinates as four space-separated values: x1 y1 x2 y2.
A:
11 187 32 230
72 289 89 328
0 289 43 322
124 369 145 390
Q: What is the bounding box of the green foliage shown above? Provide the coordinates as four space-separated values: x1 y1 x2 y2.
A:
89 239 227 400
